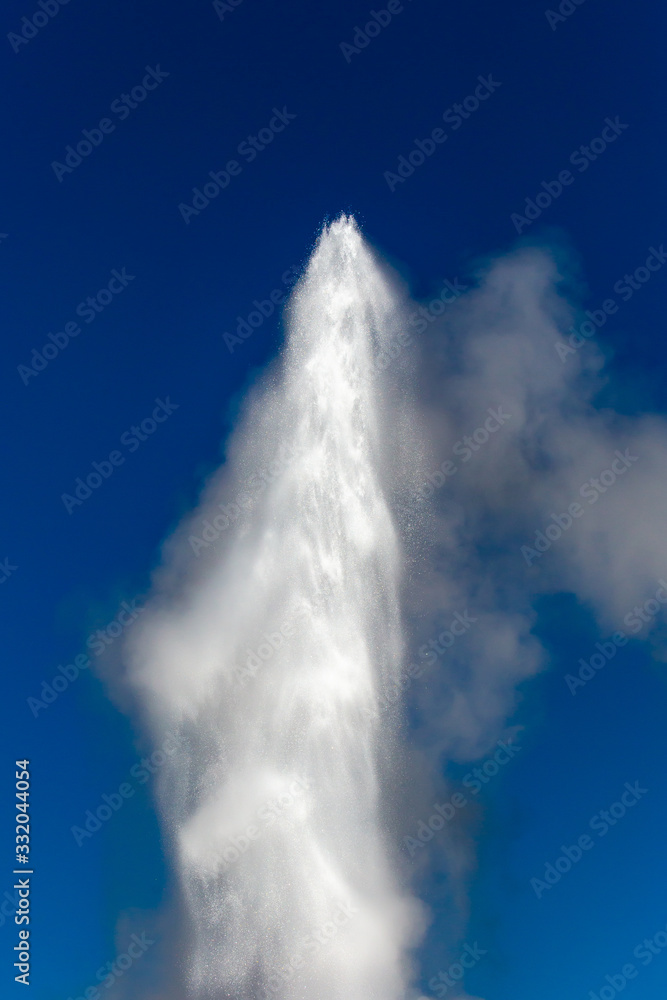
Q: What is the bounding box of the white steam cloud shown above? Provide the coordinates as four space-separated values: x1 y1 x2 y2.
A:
123 217 428 999
114 217 666 999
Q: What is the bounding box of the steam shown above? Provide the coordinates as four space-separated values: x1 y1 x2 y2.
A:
407 246 667 769
124 217 427 999
116 217 667 998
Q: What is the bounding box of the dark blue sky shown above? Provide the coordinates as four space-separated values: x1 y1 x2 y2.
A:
2 0 666 997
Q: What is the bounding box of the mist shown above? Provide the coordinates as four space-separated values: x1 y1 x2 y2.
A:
114 217 667 999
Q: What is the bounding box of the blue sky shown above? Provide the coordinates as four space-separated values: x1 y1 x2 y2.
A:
1 0 666 997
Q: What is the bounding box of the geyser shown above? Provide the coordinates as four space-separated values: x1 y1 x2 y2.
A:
126 216 425 999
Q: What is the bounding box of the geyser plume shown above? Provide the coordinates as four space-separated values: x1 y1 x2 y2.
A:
107 217 667 1000
125 217 425 998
